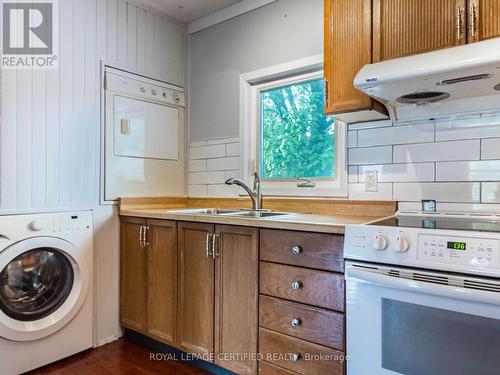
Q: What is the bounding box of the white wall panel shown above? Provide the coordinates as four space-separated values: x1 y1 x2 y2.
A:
0 0 186 346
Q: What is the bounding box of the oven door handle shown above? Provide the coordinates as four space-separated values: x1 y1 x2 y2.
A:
347 266 500 306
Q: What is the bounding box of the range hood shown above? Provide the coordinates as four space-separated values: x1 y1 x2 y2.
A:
354 38 500 122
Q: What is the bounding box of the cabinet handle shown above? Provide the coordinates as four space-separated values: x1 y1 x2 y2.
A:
291 281 302 290
212 234 219 259
291 318 302 327
139 225 144 248
205 233 212 257
470 2 478 38
291 246 302 255
290 353 301 363
324 79 330 107
144 226 150 247
456 7 465 42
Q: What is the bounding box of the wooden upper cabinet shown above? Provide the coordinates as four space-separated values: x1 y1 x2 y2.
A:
214 225 259 375
373 0 467 62
468 0 500 42
177 222 215 358
324 0 373 114
120 217 148 334
147 220 178 346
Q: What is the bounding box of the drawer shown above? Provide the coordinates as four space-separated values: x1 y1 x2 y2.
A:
259 295 344 350
260 229 344 273
259 262 345 311
259 361 298 374
259 328 345 375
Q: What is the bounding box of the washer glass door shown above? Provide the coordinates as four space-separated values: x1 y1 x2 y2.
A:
0 248 74 321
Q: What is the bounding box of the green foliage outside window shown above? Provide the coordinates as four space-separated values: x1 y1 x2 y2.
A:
260 78 335 180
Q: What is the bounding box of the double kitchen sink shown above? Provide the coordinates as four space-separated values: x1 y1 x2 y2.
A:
168 208 295 218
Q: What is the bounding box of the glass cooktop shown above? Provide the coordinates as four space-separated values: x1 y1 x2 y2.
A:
369 215 500 233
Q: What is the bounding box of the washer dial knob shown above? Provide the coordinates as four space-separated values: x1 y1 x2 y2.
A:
373 234 388 250
30 221 43 231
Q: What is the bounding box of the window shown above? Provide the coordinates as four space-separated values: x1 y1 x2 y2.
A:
241 59 347 197
260 78 335 180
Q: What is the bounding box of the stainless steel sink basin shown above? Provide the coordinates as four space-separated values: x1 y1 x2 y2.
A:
168 208 242 215
226 211 292 218
167 208 294 218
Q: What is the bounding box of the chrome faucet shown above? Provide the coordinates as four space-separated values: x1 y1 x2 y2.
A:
225 172 263 210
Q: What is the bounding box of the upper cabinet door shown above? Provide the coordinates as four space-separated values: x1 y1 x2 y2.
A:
147 220 178 346
468 0 500 42
324 0 373 114
373 0 467 62
177 222 215 359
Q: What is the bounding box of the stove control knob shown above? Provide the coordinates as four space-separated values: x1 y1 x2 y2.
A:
373 234 388 251
395 236 410 253
30 221 43 232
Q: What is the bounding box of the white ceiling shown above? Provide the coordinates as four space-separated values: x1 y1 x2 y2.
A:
135 0 243 23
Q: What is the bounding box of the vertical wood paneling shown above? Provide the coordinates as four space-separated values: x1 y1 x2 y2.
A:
0 0 186 347
478 0 500 40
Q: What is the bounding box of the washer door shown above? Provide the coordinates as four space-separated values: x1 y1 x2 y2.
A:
0 237 89 341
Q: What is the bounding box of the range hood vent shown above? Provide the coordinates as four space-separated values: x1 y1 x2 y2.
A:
354 38 500 122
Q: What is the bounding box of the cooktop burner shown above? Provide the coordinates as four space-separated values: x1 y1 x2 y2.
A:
369 215 500 233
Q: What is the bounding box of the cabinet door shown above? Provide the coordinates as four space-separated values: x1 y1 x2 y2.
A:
468 0 500 42
214 225 259 375
324 0 373 114
177 222 215 358
120 217 147 333
373 0 467 61
147 220 177 346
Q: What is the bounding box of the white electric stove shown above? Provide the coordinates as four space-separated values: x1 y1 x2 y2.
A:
344 211 500 375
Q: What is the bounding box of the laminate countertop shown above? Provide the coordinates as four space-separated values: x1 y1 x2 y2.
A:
120 207 388 234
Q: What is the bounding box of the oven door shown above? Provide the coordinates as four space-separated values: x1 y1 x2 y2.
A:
346 261 500 375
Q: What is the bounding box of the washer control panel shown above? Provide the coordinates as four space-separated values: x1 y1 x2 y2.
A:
417 234 499 269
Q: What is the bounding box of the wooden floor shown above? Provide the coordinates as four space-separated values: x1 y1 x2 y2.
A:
27 338 210 375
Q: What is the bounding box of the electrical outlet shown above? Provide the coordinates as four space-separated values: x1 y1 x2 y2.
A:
365 171 378 192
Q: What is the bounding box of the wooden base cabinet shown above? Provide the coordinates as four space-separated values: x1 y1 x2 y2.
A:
120 218 178 346
121 218 259 374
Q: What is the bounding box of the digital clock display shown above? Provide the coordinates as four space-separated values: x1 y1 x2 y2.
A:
447 241 466 250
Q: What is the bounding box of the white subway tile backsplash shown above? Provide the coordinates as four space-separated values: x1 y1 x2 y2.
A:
435 114 500 141
188 159 206 172
225 169 240 180
349 146 392 165
357 123 434 147
207 184 240 197
393 140 480 163
348 183 393 200
436 160 500 181
348 166 358 183
226 142 240 157
393 182 480 203
206 136 239 145
206 156 240 171
348 119 393 130
481 138 500 160
347 131 358 148
189 144 226 160
188 171 226 185
359 163 434 183
189 141 207 148
187 184 207 196
481 182 500 203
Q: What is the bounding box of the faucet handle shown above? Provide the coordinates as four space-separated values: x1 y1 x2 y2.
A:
252 172 261 189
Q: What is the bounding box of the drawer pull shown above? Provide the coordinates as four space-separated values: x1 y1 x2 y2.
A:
290 353 301 362
291 281 302 290
291 245 302 255
291 318 302 327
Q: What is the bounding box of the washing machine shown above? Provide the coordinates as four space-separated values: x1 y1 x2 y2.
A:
0 211 93 374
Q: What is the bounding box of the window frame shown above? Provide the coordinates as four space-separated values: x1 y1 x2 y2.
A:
240 56 348 198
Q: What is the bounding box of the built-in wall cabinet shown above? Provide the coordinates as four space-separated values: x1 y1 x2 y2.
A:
324 0 500 119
